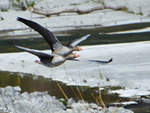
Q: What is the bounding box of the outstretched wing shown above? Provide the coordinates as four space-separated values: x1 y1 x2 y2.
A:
16 45 53 59
69 34 91 47
17 17 63 51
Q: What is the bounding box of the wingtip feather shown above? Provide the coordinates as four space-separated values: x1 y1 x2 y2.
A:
108 58 113 63
16 17 21 21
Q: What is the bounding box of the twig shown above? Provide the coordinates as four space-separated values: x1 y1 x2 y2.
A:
32 6 103 16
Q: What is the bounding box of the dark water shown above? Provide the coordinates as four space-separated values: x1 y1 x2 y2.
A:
125 102 150 113
0 71 127 105
0 71 149 113
0 22 150 112
0 22 150 53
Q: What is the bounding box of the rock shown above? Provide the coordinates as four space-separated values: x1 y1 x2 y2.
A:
0 0 10 11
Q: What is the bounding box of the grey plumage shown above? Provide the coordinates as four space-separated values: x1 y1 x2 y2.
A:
17 17 91 56
69 34 91 47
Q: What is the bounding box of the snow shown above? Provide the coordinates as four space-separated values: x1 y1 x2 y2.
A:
112 101 138 105
0 86 65 113
0 0 150 34
0 9 149 34
1 41 150 98
110 89 150 98
102 0 150 16
0 0 9 10
0 86 133 113
104 27 150 34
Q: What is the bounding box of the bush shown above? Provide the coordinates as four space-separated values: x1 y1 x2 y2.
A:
12 0 36 10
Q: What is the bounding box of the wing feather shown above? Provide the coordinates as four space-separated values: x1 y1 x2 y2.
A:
17 17 63 51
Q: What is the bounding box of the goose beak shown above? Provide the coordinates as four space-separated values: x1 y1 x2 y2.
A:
74 53 80 58
77 46 83 51
35 60 41 64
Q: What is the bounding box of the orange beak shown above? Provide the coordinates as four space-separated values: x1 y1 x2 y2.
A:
77 46 83 51
74 53 80 58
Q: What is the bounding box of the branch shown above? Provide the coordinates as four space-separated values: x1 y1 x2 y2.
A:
32 6 103 16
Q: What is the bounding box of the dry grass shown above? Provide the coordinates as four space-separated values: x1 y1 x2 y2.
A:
55 71 125 113
56 81 69 101
76 87 84 100
55 72 109 112
98 72 107 110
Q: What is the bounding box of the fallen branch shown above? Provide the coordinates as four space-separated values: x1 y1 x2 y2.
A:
32 6 103 16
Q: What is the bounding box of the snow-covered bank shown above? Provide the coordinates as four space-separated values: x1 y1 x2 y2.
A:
0 86 65 113
0 41 150 95
104 27 150 34
0 0 150 37
0 86 133 113
0 9 147 31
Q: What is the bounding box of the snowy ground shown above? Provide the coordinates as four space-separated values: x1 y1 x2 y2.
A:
0 41 150 98
0 86 133 113
0 9 150 38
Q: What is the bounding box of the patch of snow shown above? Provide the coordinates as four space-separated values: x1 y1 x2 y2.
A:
0 86 65 113
34 0 91 10
59 102 133 113
0 9 149 33
112 101 138 105
0 0 10 10
104 27 150 34
0 86 134 113
103 0 150 16
110 89 150 98
1 41 150 92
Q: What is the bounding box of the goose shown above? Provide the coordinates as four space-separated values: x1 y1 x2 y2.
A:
17 17 91 57
16 45 80 67
16 45 112 67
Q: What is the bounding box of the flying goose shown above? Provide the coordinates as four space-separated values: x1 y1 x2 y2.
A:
16 45 112 67
17 17 91 57
16 45 80 67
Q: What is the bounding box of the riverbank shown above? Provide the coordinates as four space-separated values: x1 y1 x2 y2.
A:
0 41 150 94
0 0 150 39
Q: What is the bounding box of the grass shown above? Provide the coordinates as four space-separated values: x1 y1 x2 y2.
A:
54 69 135 113
56 81 69 101
98 73 107 111
55 72 110 112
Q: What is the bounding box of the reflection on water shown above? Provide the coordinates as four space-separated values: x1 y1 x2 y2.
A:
0 71 128 105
